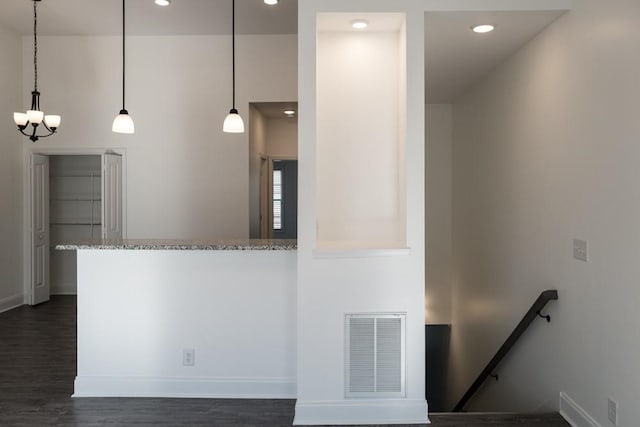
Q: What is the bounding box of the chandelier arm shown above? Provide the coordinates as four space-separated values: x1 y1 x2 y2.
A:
23 126 55 141
34 131 56 139
17 123 55 138
41 121 54 133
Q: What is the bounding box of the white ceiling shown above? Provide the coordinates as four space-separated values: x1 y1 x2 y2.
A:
252 102 298 120
425 10 565 103
0 1 566 103
317 12 405 33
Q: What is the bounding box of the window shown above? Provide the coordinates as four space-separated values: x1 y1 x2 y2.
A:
273 169 282 230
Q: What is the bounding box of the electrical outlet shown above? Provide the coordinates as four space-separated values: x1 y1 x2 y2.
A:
573 239 588 262
183 348 195 366
608 397 618 425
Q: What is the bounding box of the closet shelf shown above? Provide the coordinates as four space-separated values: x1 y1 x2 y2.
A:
51 198 102 202
51 173 102 178
51 221 102 226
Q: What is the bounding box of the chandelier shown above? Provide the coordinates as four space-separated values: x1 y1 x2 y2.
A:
14 0 61 143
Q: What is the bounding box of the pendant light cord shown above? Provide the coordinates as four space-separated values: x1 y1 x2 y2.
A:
232 0 236 110
122 0 126 111
33 0 38 92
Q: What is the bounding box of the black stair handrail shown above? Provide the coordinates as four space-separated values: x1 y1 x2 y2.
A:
452 289 558 412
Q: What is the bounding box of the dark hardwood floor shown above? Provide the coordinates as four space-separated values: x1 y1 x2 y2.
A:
0 296 569 426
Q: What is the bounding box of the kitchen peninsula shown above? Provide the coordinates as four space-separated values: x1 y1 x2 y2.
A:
58 239 297 398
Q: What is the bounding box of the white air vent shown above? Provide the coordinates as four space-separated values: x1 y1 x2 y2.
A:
345 313 406 398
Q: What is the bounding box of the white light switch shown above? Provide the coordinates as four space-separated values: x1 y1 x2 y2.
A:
573 239 588 262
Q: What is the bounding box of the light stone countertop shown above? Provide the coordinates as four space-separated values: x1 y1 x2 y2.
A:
55 239 297 251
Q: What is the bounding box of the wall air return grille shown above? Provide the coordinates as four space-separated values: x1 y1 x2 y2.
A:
345 313 406 398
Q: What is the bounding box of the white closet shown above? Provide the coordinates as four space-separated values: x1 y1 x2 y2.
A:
35 153 123 297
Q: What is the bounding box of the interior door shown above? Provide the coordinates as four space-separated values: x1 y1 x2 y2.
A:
31 154 50 305
102 153 123 240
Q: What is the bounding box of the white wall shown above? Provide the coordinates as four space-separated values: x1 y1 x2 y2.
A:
75 249 296 398
451 0 640 424
22 35 297 240
425 104 452 325
0 24 23 312
296 3 426 424
316 30 406 248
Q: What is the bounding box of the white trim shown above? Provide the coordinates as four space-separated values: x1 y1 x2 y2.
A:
293 399 429 425
22 147 128 304
73 376 296 399
313 248 411 259
560 392 602 427
50 283 76 295
0 293 24 314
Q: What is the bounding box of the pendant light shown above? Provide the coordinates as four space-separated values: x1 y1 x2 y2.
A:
112 0 134 134
223 0 245 133
14 0 61 143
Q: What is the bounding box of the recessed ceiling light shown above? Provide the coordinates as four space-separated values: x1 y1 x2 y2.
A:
284 109 296 116
154 0 170 6
351 19 369 30
472 24 495 34
264 0 279 5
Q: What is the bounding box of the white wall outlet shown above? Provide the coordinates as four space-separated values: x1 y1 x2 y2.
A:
608 397 618 425
573 239 588 262
183 348 195 366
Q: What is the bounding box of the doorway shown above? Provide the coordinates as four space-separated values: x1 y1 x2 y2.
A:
248 102 298 239
24 150 125 305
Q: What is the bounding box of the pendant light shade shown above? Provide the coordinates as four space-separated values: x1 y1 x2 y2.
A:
223 0 245 133
113 0 134 134
13 0 61 143
112 110 135 134
223 109 245 133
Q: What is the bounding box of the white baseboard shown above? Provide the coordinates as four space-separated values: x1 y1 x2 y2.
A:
51 283 77 295
0 293 24 314
73 376 296 399
293 399 429 425
560 392 602 427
